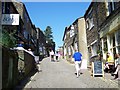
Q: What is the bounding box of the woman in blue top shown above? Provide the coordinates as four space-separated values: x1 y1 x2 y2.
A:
73 49 82 78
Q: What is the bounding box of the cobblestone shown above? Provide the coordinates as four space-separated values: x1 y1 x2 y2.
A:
22 57 119 89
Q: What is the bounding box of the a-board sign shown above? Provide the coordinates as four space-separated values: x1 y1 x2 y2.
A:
92 61 104 77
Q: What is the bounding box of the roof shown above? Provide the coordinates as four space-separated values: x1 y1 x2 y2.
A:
84 2 93 17
62 27 68 41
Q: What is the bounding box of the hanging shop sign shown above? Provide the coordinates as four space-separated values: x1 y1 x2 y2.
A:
2 14 19 25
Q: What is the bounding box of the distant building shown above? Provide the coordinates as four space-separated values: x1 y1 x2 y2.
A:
36 28 47 56
57 46 63 59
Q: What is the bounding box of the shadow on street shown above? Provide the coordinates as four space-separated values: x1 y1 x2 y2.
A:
15 70 37 90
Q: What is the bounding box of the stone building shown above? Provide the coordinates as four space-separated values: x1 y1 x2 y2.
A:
13 1 36 50
36 27 47 57
84 2 107 64
84 1 120 65
73 17 89 69
99 1 120 61
63 17 88 69
31 24 37 50
2 2 22 47
63 25 75 63
63 27 68 60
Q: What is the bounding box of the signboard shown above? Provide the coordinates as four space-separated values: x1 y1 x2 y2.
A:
92 61 104 77
2 14 19 25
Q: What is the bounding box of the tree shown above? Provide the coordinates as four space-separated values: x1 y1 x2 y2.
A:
44 26 53 44
0 29 17 48
44 26 55 54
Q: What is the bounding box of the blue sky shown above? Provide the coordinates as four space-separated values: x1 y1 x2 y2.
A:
24 2 91 50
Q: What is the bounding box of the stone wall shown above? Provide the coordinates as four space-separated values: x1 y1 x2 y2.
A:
2 46 36 89
2 46 18 89
24 51 35 76
85 2 107 46
17 50 36 81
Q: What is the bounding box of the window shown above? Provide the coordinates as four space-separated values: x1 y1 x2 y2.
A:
91 43 97 56
70 25 75 37
86 8 94 30
89 16 94 30
107 0 116 15
5 2 10 14
2 2 5 14
75 42 78 50
116 30 120 46
116 30 120 53
2 2 10 14
103 37 108 52
86 20 89 29
64 35 66 41
68 46 71 55
86 17 94 30
23 29 29 39
70 29 74 37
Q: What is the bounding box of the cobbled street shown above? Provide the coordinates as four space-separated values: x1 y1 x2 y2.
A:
22 57 119 88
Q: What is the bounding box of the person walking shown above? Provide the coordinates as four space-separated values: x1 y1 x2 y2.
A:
50 50 54 62
55 51 60 62
73 49 82 78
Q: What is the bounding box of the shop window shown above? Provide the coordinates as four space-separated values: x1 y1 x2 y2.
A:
103 37 108 53
117 30 120 45
116 30 120 53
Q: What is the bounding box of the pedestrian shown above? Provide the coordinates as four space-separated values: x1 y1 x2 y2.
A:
34 56 42 72
28 48 34 56
50 50 54 62
55 51 60 62
111 53 120 80
73 49 82 78
104 52 114 73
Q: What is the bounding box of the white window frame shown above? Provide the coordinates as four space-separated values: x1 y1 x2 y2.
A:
107 0 115 16
70 29 75 37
